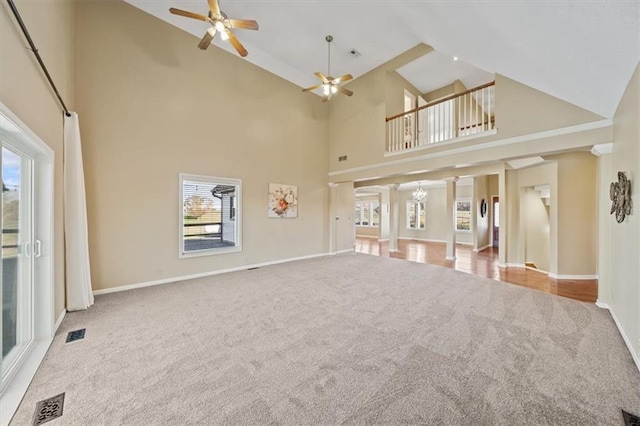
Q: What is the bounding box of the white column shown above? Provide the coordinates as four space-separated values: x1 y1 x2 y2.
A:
498 167 507 266
592 143 613 305
444 177 458 261
380 187 390 240
388 183 400 252
328 183 338 254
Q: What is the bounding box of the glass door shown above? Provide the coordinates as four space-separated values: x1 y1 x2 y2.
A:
1 144 35 390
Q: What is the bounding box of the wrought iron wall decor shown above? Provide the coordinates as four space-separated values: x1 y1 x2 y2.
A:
610 171 632 223
480 199 488 218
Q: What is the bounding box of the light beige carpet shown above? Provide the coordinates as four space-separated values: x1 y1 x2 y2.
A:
11 253 640 425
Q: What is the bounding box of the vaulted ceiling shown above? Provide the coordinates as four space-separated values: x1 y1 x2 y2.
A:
125 0 639 118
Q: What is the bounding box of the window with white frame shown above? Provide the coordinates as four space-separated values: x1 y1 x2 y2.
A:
456 200 471 231
406 201 425 229
355 201 379 227
179 174 241 257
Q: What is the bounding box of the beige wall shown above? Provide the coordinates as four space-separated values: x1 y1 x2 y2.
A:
1 0 75 318
75 1 329 290
607 62 640 361
473 175 490 250
553 152 597 276
385 71 423 117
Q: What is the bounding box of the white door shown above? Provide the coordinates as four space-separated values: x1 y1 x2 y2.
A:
0 104 54 424
1 144 35 389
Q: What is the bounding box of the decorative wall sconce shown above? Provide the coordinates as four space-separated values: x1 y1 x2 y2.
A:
480 199 487 218
610 171 632 223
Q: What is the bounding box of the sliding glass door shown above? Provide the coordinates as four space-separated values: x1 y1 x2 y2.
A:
1 144 35 390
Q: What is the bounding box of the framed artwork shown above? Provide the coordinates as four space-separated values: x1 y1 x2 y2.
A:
268 183 298 218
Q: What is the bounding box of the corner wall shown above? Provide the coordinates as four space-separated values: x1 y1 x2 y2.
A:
607 61 640 365
74 1 330 291
1 0 75 318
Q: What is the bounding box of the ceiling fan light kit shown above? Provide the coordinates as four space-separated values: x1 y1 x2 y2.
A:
302 35 354 101
169 0 258 57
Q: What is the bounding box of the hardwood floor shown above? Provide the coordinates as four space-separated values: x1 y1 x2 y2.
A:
354 236 597 303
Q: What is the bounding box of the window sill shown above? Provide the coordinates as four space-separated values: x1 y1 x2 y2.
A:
179 245 242 259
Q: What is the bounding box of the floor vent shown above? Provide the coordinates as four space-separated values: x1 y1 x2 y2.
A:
66 328 85 343
247 267 259 270
525 262 538 269
623 410 640 426
33 393 64 425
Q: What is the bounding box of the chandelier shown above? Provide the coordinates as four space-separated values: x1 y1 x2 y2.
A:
413 182 427 203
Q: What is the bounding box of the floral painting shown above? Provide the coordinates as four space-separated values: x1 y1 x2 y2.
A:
268 183 298 218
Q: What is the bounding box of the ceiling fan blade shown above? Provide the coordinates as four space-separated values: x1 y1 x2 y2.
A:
338 86 354 97
332 74 353 84
207 0 221 16
226 29 248 57
314 72 330 84
169 8 207 21
198 28 216 50
227 19 259 30
302 84 323 92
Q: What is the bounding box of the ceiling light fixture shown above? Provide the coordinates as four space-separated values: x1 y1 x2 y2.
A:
302 35 354 102
413 182 427 203
453 56 459 61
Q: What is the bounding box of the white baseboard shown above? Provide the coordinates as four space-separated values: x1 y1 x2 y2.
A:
398 237 446 243
499 263 525 268
333 248 355 255
548 273 598 280
55 310 66 332
595 301 640 373
93 252 331 296
473 244 492 252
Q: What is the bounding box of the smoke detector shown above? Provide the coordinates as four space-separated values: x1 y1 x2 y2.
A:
348 48 361 57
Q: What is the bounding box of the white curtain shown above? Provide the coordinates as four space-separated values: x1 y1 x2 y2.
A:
64 112 94 311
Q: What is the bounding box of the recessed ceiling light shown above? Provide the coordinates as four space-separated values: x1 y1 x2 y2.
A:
453 56 459 61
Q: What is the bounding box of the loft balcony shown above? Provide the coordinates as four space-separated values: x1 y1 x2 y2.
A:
386 81 495 154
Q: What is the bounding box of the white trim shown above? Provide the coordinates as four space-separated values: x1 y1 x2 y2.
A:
445 256 456 261
591 142 614 156
399 237 445 243
473 244 492 252
547 273 598 280
0 340 52 426
55 310 66 332
329 119 612 177
0 103 56 426
93 252 332 296
499 263 526 268
333 248 355 255
178 173 242 259
595 302 640 373
384 129 498 157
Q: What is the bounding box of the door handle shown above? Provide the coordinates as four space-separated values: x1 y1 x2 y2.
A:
23 241 31 257
34 240 42 258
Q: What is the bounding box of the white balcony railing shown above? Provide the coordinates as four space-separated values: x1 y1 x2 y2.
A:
386 81 495 153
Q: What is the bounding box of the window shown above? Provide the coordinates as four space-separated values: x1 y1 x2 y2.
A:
179 174 241 257
355 201 379 227
456 200 471 231
406 201 425 229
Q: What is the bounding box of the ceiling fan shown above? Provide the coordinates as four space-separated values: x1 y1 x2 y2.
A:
302 35 354 102
169 0 258 57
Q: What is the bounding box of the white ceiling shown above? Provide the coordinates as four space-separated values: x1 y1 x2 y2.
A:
125 0 640 118
396 51 494 94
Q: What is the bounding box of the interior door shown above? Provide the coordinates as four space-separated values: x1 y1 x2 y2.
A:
1 144 35 390
492 196 499 248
